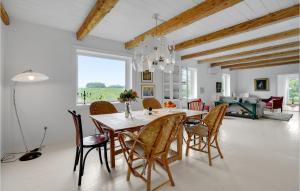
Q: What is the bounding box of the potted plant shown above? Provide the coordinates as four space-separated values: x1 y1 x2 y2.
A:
118 89 138 118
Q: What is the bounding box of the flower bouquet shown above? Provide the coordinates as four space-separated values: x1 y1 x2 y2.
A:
118 89 138 118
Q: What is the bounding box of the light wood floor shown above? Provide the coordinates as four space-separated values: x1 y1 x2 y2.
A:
1 111 299 191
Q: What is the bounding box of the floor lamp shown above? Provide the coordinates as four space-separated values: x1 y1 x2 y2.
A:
11 69 49 161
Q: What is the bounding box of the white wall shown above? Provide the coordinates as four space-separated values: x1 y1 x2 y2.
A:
236 64 299 98
182 60 237 106
0 13 4 184
2 19 164 153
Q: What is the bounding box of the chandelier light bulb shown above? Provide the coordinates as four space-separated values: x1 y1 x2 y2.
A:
28 75 35 81
132 14 176 73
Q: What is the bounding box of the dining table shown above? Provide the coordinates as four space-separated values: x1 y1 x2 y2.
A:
90 108 207 168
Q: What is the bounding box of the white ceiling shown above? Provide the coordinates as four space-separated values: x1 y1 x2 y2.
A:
3 0 300 60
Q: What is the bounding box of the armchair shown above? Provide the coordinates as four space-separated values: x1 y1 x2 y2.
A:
119 113 186 191
261 96 283 112
185 104 228 166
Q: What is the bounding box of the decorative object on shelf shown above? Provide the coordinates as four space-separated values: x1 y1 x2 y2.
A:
132 13 176 73
216 82 222 93
164 101 176 108
118 89 138 118
11 69 49 161
141 85 155 98
141 70 153 83
80 90 92 104
254 78 269 91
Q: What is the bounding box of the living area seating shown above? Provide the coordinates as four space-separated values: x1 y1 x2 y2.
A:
261 96 283 112
118 112 186 191
216 96 265 119
68 110 110 186
185 104 228 166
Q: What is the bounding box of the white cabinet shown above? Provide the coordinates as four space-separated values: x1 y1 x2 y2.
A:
163 65 182 104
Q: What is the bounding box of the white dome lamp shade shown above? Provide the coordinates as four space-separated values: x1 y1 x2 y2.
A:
11 69 49 161
12 69 49 82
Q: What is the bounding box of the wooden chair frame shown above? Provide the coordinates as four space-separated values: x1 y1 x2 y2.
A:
118 113 186 191
185 104 228 166
142 98 162 109
90 101 118 134
68 110 110 186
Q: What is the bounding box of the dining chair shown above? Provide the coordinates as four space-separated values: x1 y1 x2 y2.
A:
68 110 110 186
118 112 186 191
90 101 118 134
185 104 228 166
188 99 204 111
188 98 210 112
142 98 162 109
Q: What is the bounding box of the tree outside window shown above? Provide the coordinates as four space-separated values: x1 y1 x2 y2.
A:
288 78 299 105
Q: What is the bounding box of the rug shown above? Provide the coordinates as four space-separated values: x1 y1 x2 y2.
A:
263 112 293 121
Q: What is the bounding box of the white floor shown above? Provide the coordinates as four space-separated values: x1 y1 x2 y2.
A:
1 112 299 191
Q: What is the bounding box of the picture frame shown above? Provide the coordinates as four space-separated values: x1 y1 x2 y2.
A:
216 82 222 93
141 85 155 98
254 78 269 91
141 70 153 83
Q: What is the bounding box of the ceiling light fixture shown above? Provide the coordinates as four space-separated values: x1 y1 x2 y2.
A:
132 14 176 73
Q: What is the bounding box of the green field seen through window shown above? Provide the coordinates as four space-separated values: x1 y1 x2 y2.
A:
78 87 125 103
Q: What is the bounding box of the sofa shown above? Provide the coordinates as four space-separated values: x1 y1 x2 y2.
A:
261 96 283 112
217 96 265 118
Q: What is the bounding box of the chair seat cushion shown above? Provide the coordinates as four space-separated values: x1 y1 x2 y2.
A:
185 124 208 137
265 102 272 107
83 134 108 147
125 140 145 157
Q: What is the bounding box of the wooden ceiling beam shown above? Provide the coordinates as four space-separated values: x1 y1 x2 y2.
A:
211 49 299 67
176 4 299 50
181 28 300 60
124 0 242 49
221 55 300 69
0 3 9 25
76 0 119 41
198 41 299 63
230 61 299 70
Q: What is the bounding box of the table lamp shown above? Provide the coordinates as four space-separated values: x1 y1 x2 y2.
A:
11 69 49 161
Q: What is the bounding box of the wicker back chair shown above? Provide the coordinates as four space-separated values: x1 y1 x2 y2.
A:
142 98 162 109
119 112 186 191
185 104 228 166
90 101 118 134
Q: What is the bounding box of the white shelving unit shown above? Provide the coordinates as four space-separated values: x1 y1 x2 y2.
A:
163 65 182 106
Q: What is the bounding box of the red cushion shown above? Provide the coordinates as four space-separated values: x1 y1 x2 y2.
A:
83 134 108 146
265 102 272 107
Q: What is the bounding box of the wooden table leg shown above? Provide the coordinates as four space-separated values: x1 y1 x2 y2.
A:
109 129 116 168
177 125 183 160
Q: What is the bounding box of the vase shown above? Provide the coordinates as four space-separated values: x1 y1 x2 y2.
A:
124 102 132 118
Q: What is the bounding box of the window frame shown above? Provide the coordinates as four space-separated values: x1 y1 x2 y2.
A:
181 67 197 100
75 47 132 106
222 73 231 97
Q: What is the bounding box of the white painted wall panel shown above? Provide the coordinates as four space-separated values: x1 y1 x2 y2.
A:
236 64 299 98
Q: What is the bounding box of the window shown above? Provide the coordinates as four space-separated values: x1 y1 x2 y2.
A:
77 50 130 104
181 67 197 99
222 73 230 96
287 77 299 105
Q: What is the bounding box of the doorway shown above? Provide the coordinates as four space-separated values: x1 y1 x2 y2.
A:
277 73 299 111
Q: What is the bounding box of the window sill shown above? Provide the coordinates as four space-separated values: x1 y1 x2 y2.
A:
76 101 121 108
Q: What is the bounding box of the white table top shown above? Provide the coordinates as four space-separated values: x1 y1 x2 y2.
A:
90 108 207 131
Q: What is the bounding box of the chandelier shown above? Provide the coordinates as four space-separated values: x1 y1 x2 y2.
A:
132 14 176 73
